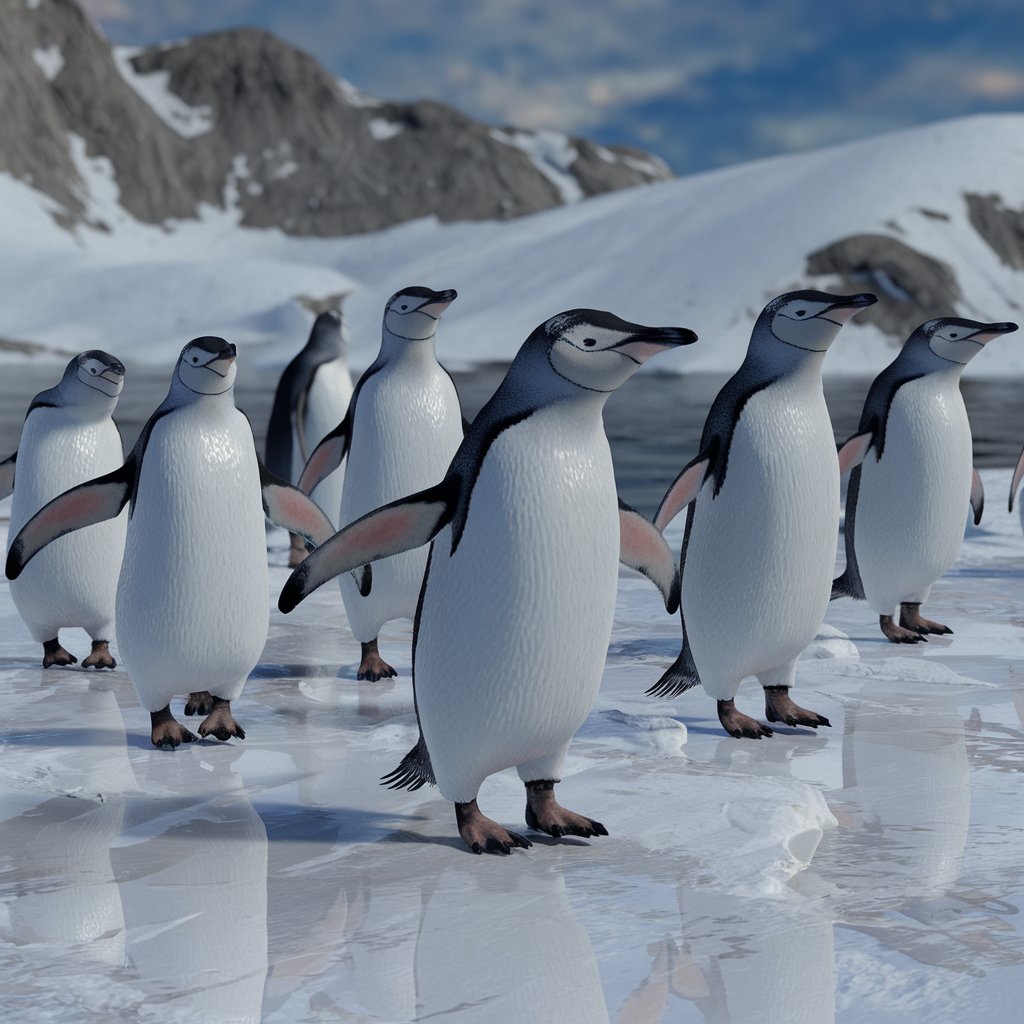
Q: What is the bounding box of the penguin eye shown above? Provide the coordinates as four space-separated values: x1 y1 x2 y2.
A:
795 309 807 317
400 304 408 311
191 355 199 364
582 338 597 348
89 366 98 374
949 332 959 339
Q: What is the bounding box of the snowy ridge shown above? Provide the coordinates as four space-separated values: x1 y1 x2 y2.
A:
0 114 1022 376
111 47 214 139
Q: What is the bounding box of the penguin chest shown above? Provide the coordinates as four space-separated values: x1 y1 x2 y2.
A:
116 405 268 683
8 411 126 632
415 407 619 781
339 365 463 629
300 361 352 523
684 384 839 675
854 378 972 603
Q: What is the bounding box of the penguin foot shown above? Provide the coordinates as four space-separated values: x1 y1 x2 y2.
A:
880 614 927 644
455 799 533 855
81 640 116 670
900 603 953 636
763 686 831 729
357 639 397 682
717 699 773 739
524 779 609 839
288 532 307 568
150 706 197 748
41 638 77 668
184 690 215 716
198 697 246 742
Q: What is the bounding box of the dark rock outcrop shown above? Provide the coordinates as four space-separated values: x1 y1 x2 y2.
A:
0 1 672 236
806 234 961 340
965 193 1024 270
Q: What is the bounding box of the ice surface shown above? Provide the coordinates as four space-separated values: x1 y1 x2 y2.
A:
2 471 1024 1020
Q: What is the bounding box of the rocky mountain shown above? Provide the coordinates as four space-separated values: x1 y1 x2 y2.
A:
0 0 671 237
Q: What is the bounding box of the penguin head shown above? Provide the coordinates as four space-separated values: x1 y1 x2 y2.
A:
383 287 457 341
306 309 346 358
66 350 126 401
176 337 237 395
541 309 698 392
918 317 1019 365
759 291 877 353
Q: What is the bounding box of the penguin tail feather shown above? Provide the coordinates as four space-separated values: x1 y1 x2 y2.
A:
646 645 701 699
381 735 436 791
830 569 863 602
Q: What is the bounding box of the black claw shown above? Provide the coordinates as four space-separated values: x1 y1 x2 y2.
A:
471 843 483 855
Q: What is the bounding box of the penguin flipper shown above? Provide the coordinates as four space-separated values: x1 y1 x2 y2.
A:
619 499 680 613
971 467 984 525
837 431 873 475
258 459 335 547
646 633 701 698
0 450 15 501
1010 445 1024 513
279 480 455 613
654 456 709 532
6 461 133 580
297 415 350 495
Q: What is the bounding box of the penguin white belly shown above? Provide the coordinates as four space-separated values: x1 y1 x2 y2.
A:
297 360 352 526
683 385 839 697
9 412 126 642
413 407 619 803
116 404 268 711
853 380 971 615
338 368 463 641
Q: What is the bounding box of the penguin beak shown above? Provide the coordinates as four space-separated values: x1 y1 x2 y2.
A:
416 289 458 318
614 326 699 364
207 348 237 376
968 322 1019 345
822 293 877 325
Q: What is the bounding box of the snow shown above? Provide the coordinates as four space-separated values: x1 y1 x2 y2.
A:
111 46 214 139
31 45 63 81
0 114 1022 378
367 118 404 141
2 469 1024 1019
490 127 586 203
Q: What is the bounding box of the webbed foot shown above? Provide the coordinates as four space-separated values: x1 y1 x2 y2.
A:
42 638 77 668
184 690 215 716
81 640 116 670
357 639 397 682
455 799 532 855
881 614 927 644
198 697 246 741
718 698 773 738
151 706 197 748
524 779 609 839
764 686 831 728
900 602 953 636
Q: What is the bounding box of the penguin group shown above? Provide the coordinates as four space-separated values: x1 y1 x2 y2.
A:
1 285 1017 855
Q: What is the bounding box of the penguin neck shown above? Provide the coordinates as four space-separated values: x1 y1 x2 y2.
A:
378 329 439 369
744 338 827 383
61 391 119 422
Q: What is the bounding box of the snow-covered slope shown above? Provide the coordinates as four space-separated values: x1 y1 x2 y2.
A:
2 113 1023 375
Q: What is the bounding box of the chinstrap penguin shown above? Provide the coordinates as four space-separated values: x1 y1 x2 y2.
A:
280 308 696 854
652 291 876 738
834 317 1017 641
265 307 353 566
1 350 127 669
298 286 464 682
7 337 335 748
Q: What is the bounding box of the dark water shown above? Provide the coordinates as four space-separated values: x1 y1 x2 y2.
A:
2 361 1021 519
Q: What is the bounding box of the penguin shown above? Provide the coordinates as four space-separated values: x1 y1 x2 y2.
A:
265 307 354 566
298 286 465 682
833 317 1017 642
0 350 127 669
650 291 877 739
6 337 335 748
280 308 696 854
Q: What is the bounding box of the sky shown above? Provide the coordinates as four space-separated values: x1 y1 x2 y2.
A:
82 0 1024 175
